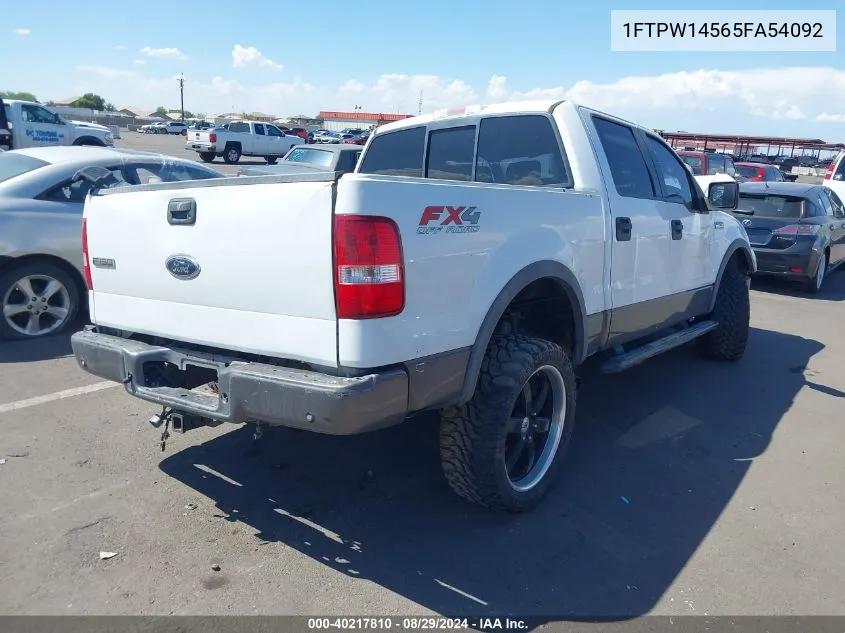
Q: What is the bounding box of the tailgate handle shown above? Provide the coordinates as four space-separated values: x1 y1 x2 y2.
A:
167 198 196 225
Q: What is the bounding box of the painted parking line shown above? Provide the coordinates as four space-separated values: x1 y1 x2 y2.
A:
0 381 120 415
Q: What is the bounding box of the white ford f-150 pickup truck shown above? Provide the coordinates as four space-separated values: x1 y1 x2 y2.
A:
185 120 304 165
72 99 755 512
0 98 114 151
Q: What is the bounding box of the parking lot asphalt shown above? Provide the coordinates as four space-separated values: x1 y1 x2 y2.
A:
114 130 278 176
0 134 841 622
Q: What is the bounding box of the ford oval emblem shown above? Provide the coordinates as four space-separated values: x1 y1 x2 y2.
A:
165 254 201 280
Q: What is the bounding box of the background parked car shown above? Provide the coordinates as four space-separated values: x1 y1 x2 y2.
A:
823 150 845 202
676 150 737 179
237 144 363 177
0 147 223 339
731 181 845 292
735 162 785 183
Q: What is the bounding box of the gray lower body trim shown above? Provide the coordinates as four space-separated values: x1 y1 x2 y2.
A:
403 347 470 412
604 286 714 349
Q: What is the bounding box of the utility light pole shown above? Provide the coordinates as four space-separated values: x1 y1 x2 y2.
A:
177 73 185 121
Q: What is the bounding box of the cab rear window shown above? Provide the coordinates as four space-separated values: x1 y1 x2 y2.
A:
358 126 426 177
0 152 49 184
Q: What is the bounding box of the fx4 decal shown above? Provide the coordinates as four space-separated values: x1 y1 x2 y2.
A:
417 206 481 234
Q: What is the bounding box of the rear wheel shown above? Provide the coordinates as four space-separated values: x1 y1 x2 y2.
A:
223 145 241 164
439 335 577 512
804 250 827 293
696 259 750 361
0 261 80 340
198 152 216 163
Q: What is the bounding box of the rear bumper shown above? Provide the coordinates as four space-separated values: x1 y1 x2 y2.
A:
752 242 821 279
188 143 216 153
70 329 409 435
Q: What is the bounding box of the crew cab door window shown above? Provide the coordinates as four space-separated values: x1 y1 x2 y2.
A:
228 122 249 133
254 124 265 135
474 115 569 186
644 135 695 210
266 125 283 137
426 125 476 182
592 117 655 199
21 104 58 124
357 126 426 177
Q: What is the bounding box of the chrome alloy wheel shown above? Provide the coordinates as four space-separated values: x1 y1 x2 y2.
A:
2 274 72 337
504 365 567 492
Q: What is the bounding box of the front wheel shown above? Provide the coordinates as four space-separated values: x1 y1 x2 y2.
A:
439 335 577 512
0 261 80 340
696 259 750 361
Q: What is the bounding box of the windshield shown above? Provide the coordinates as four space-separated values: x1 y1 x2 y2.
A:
0 152 49 184
738 193 804 218
736 165 760 178
284 147 334 167
680 155 703 175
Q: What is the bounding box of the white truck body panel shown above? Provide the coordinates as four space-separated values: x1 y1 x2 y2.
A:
84 177 338 366
823 151 845 201
334 173 606 368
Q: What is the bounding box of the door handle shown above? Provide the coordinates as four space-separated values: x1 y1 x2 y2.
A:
167 198 197 225
671 219 683 240
616 217 632 242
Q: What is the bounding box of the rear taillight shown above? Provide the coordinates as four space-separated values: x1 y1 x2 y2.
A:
773 224 820 236
209 133 217 143
81 218 93 290
333 215 404 319
824 161 836 180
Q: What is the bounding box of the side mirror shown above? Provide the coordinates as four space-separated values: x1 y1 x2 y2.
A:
708 181 738 210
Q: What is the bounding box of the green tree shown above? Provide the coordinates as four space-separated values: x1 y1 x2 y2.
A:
75 93 106 110
153 106 169 117
0 90 38 102
104 102 117 112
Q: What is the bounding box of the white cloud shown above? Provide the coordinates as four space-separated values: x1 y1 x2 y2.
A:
14 28 31 36
487 75 508 100
113 44 128 51
140 46 187 60
133 59 145 65
47 65 845 138
231 44 283 71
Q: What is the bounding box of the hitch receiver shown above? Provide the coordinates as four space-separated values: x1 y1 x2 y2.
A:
170 411 208 433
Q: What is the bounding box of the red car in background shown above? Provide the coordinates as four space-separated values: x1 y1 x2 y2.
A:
343 132 370 146
676 150 738 178
735 162 785 183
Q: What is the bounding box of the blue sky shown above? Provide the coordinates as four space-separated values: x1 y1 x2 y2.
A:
3 0 843 139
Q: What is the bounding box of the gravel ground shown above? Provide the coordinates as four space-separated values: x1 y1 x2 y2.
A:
0 133 841 625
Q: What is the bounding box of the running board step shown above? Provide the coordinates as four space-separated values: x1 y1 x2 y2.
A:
600 320 719 374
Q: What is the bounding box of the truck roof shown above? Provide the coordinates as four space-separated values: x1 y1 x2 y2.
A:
374 99 648 136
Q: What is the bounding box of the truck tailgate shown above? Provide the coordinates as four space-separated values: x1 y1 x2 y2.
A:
188 130 213 143
83 174 339 366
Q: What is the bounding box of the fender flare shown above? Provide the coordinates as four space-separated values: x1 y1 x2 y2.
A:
709 239 755 312
458 260 588 403
72 136 106 147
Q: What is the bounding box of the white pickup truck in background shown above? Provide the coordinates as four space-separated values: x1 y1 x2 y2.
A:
72 99 754 512
185 120 304 165
0 98 114 151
